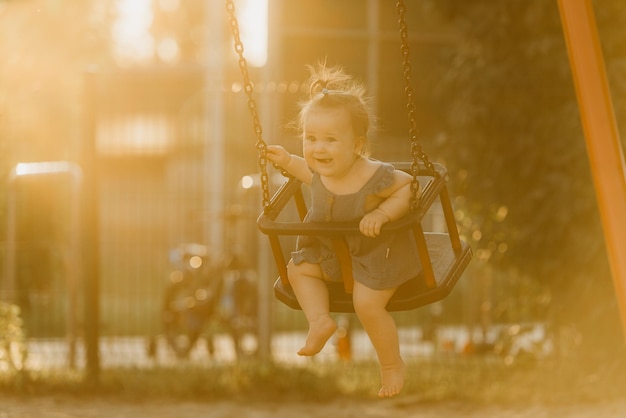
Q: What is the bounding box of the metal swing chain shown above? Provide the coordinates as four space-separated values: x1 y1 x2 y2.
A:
396 0 438 211
226 0 271 208
227 0 432 210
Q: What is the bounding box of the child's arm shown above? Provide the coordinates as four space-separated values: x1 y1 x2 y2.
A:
266 145 313 185
360 170 415 238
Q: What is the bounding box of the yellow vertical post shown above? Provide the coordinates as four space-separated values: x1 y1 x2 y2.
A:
558 0 626 340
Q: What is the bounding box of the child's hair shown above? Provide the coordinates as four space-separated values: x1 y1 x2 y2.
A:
296 63 374 156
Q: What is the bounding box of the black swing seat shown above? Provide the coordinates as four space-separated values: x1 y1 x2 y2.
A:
257 162 472 313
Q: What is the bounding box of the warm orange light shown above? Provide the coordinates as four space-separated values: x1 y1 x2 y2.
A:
235 0 268 67
112 0 155 65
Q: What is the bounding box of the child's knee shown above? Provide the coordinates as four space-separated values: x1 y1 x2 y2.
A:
353 296 378 320
353 284 395 313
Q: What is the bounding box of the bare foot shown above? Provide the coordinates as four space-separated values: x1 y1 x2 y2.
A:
297 315 337 356
377 361 406 398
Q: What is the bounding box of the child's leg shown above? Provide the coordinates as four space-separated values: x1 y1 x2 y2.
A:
353 281 405 398
287 260 337 356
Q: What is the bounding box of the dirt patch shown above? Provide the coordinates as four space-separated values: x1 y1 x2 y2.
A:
1 396 626 418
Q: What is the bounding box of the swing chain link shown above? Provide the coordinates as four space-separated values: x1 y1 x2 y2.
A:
397 0 438 212
226 0 271 208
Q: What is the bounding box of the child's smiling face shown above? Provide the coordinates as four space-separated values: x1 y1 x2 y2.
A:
302 106 362 180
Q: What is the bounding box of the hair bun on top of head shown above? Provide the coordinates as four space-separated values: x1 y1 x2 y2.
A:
306 63 367 101
308 79 328 98
310 84 340 98
307 63 355 96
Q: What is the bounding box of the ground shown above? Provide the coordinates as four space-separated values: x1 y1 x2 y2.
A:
2 396 626 417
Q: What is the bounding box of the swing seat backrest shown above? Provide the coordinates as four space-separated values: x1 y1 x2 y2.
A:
257 162 472 313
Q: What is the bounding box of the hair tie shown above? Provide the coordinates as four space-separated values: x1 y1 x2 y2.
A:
322 88 329 95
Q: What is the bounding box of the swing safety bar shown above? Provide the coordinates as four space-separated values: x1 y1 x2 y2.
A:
257 162 473 313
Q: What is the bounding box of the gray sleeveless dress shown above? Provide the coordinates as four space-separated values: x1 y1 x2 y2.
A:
291 162 421 290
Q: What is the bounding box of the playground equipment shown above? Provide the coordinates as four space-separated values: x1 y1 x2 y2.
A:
558 0 626 340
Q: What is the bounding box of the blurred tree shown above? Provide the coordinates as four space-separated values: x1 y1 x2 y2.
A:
433 0 625 343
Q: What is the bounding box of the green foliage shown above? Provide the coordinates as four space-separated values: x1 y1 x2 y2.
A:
0 362 343 401
436 1 591 273
0 302 27 372
432 0 625 328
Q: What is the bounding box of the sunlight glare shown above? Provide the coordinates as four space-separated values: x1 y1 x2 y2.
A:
112 0 154 65
15 161 77 177
236 0 268 67
241 175 255 189
189 255 203 269
157 37 179 62
158 0 180 13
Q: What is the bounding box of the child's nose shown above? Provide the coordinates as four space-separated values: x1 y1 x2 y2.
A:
313 141 327 150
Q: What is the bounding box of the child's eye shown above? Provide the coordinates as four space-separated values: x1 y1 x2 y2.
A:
305 135 316 142
327 137 337 142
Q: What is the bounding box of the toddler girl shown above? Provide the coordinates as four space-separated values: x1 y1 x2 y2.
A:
266 64 420 398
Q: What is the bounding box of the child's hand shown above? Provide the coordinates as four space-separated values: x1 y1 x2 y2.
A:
359 208 391 238
266 145 291 169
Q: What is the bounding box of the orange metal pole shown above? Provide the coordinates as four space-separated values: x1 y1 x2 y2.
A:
558 0 626 341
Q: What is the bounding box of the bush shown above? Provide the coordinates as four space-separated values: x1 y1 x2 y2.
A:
0 302 28 372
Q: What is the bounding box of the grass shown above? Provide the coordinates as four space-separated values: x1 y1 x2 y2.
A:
1 353 625 405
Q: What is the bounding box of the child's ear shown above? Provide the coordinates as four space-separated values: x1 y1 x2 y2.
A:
355 136 366 156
